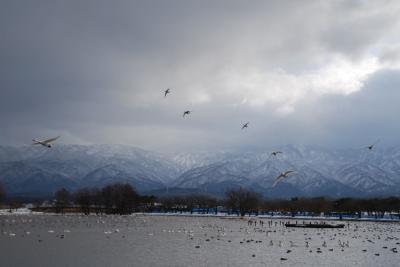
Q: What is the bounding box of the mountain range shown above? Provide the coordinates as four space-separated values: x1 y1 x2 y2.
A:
1 144 400 198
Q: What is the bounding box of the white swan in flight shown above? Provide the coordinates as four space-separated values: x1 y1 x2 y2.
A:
32 136 60 148
272 170 295 187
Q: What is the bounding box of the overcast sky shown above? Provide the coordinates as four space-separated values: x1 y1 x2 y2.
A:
1 0 400 151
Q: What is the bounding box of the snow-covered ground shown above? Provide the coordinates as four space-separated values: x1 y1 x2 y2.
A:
0 208 42 215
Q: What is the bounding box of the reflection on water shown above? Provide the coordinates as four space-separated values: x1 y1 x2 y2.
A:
0 214 399 267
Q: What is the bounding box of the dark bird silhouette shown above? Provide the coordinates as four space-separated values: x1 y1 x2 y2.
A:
272 170 296 187
164 88 171 97
270 151 283 157
183 110 191 117
241 122 249 129
366 140 380 150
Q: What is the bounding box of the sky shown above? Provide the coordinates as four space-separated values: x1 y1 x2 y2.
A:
1 0 400 152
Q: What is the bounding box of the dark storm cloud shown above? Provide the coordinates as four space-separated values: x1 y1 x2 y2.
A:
1 0 400 150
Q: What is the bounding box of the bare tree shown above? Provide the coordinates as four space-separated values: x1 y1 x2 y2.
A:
75 188 92 215
114 183 138 214
0 182 5 204
54 188 71 214
225 188 261 216
100 183 138 214
101 184 114 213
91 188 103 214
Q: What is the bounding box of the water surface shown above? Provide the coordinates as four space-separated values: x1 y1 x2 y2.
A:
0 214 399 266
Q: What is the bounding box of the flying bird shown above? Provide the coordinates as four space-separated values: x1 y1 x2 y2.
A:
272 170 295 187
164 88 171 97
270 151 283 157
32 136 60 148
366 140 380 150
183 110 191 117
241 122 249 129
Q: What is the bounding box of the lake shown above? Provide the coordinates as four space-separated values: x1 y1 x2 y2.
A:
0 214 399 266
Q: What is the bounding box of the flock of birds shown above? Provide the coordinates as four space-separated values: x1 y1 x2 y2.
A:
1 214 399 265
30 88 382 188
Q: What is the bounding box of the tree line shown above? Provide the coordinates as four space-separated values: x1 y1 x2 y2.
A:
1 181 400 218
52 186 256 215
53 183 150 215
141 189 400 219
262 196 400 219
157 189 400 219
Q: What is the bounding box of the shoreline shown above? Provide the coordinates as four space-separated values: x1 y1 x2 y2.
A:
2 208 398 223
141 212 400 223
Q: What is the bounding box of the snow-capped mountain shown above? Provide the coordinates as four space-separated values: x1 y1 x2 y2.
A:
169 145 400 198
0 144 180 196
1 144 400 197
171 162 253 195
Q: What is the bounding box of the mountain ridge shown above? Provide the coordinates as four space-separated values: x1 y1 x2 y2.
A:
1 144 400 198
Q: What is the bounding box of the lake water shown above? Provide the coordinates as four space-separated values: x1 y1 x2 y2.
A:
0 214 399 266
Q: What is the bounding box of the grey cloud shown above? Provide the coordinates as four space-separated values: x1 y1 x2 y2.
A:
288 69 400 148
1 0 400 151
